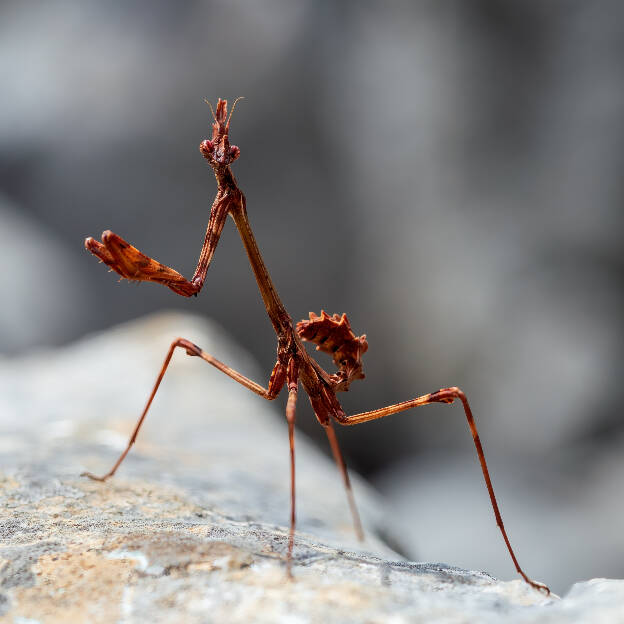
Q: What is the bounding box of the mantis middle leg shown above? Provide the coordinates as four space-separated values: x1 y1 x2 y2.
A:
82 337 286 482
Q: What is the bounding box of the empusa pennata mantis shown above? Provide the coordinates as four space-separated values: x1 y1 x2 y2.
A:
82 98 549 594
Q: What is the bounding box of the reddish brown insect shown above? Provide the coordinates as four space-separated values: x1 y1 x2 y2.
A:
83 98 549 594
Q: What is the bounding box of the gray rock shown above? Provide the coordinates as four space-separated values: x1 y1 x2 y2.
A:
0 312 621 623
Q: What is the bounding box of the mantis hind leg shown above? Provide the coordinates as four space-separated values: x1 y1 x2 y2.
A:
324 421 364 541
334 386 550 595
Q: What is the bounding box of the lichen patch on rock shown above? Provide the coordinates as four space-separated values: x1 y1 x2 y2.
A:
14 550 134 624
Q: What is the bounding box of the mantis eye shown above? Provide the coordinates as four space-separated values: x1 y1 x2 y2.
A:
199 140 214 158
229 145 240 162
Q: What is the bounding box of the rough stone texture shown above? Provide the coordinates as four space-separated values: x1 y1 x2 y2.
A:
0 312 622 623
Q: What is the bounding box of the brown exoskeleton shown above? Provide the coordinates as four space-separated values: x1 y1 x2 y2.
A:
83 98 549 594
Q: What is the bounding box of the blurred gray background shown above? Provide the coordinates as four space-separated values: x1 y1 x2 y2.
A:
1 0 623 595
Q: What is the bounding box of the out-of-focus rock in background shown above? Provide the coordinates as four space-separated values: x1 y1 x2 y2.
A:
2 312 623 623
1 1 623 596
0 196 92 353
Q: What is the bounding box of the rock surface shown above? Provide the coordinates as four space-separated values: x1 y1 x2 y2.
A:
0 312 622 623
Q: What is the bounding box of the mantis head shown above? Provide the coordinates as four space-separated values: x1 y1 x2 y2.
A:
199 98 243 167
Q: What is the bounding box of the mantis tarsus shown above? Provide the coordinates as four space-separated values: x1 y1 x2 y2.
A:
83 98 549 594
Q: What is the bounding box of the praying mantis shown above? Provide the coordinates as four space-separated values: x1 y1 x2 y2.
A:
82 98 549 594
